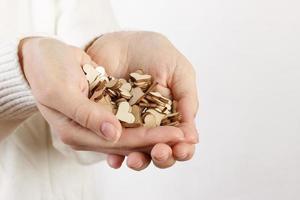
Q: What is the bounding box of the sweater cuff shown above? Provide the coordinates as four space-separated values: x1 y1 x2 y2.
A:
0 39 37 120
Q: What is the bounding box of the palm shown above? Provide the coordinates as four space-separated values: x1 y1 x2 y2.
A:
88 32 173 79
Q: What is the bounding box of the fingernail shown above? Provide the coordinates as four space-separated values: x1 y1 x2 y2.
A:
100 122 118 141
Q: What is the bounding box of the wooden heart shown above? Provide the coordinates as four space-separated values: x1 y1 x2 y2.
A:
106 79 120 89
146 109 166 126
129 87 145 105
95 66 106 77
143 113 156 128
130 72 151 82
120 82 132 91
83 64 98 83
132 105 142 124
116 101 135 123
149 92 171 104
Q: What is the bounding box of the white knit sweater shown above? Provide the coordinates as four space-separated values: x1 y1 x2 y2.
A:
0 40 36 120
0 0 119 199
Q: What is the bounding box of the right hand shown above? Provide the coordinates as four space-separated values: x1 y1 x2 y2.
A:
86 32 199 170
19 37 184 162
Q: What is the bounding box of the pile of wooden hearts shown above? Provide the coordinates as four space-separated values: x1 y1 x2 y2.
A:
83 64 182 128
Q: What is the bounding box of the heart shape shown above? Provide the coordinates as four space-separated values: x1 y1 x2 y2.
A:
130 72 151 82
129 87 144 105
95 66 106 77
83 64 98 83
145 109 166 126
143 113 156 128
120 82 132 91
116 101 135 123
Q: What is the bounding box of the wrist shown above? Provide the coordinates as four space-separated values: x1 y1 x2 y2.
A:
17 37 47 84
18 37 42 69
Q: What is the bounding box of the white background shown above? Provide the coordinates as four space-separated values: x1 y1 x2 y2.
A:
94 1 300 199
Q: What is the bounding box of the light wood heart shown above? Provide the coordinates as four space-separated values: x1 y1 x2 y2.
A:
130 72 151 82
143 113 156 128
116 101 135 123
120 82 132 91
129 87 145 105
83 64 98 83
146 109 166 126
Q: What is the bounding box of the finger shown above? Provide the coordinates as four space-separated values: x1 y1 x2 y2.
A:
37 103 111 148
34 48 122 142
169 56 199 122
126 152 151 171
151 143 176 169
153 82 199 145
107 154 125 169
168 57 199 144
118 126 184 149
154 84 198 144
38 103 184 153
172 143 196 161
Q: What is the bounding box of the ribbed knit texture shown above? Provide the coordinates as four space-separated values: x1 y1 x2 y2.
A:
0 40 37 120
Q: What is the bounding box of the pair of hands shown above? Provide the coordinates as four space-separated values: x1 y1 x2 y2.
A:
19 31 199 170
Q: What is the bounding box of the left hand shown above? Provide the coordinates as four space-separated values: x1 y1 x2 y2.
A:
86 31 199 170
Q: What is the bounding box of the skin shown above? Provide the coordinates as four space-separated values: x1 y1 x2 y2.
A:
86 31 199 170
19 38 187 163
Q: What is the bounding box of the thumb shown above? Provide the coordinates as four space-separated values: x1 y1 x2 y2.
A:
47 88 122 142
74 53 122 142
40 51 122 142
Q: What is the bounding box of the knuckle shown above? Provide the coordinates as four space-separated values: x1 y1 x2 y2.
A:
72 103 92 128
166 128 184 141
108 142 125 152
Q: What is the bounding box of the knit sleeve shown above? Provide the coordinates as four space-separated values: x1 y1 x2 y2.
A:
0 39 37 120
